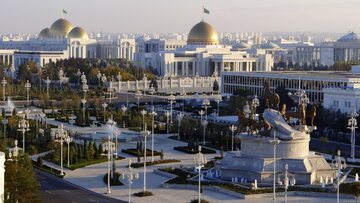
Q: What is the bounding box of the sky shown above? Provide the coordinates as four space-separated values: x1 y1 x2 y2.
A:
1 0 359 34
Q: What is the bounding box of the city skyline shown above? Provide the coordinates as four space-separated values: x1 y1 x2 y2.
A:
1 0 360 34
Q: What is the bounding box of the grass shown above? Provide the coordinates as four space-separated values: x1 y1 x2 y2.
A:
133 191 153 197
121 148 161 157
173 146 216 154
103 172 124 186
32 160 64 178
129 159 181 168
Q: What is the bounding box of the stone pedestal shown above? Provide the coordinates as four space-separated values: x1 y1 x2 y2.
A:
216 133 336 185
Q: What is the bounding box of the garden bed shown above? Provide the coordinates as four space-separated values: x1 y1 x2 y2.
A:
121 148 161 157
129 159 181 168
173 146 216 154
133 191 153 197
32 160 64 178
103 172 124 186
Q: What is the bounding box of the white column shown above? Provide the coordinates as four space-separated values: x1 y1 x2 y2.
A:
0 151 4 203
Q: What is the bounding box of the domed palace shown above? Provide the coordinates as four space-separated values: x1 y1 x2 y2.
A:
334 32 360 62
155 20 273 78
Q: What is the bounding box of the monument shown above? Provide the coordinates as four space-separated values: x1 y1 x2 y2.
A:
215 82 336 185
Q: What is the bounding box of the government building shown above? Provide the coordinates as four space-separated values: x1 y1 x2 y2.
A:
135 21 274 77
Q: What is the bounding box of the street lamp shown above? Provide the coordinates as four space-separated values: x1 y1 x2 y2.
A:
140 124 151 192
269 130 281 202
140 109 147 131
121 105 128 128
198 110 205 144
81 99 87 125
34 113 41 139
229 125 237 151
2 117 8 144
180 87 186 112
97 71 102 87
102 102 108 123
176 113 184 140
280 163 295 203
251 95 260 120
168 92 176 123
202 120 208 145
165 111 171 134
202 97 210 121
65 136 73 168
334 150 346 203
135 90 142 109
25 80 31 107
214 94 222 116
194 146 207 203
17 115 30 152
125 86 129 108
76 69 81 85
149 107 157 162
101 74 107 87
122 159 139 203
1 77 7 101
54 124 68 176
347 110 358 161
45 77 51 98
101 129 115 194
149 84 156 109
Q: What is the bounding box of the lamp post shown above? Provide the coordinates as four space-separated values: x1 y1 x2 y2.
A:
229 125 237 151
334 150 346 203
180 87 186 112
141 124 151 192
168 92 176 123
122 159 139 203
76 69 81 85
1 77 7 101
101 74 107 87
54 124 68 176
347 110 358 161
251 95 260 120
165 111 171 135
269 130 281 202
126 86 129 108
34 113 41 139
202 120 208 145
149 107 157 162
81 99 87 125
101 129 115 194
198 110 205 144
202 97 210 121
65 136 73 167
176 113 184 140
214 94 222 116
17 115 30 152
102 102 108 123
2 117 7 143
280 163 295 203
194 146 207 203
25 80 31 107
149 85 156 109
121 105 128 128
45 77 51 98
97 71 102 87
135 90 142 109
140 109 147 131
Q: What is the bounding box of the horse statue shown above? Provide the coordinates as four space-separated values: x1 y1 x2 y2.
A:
306 103 317 126
263 80 280 110
236 108 257 133
281 103 307 125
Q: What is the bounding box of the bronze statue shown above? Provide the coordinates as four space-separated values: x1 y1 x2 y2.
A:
236 108 257 133
281 103 308 126
306 103 317 126
263 80 280 110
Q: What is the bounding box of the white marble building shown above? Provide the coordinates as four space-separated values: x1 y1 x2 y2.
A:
135 21 273 77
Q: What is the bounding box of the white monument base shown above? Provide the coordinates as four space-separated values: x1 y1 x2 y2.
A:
216 133 336 185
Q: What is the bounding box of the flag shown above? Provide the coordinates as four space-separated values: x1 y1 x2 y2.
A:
63 9 68 14
203 7 210 14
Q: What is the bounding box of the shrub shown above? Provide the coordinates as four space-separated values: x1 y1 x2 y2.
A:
133 191 153 197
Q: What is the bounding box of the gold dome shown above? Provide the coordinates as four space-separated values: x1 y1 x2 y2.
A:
39 28 50 39
50 18 73 38
187 21 219 45
68 27 89 39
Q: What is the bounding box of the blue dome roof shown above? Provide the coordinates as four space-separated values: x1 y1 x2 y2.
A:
337 32 360 42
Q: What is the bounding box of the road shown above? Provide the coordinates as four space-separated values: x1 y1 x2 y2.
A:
310 138 360 158
35 169 125 203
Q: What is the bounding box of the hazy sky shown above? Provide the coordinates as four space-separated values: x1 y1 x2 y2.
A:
1 0 359 34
